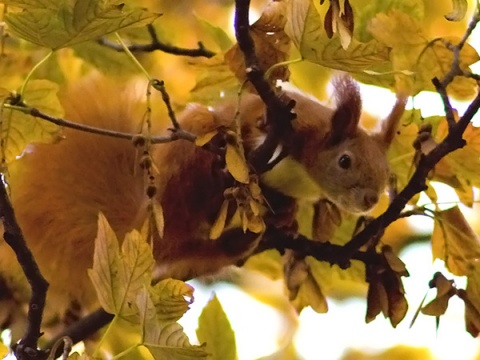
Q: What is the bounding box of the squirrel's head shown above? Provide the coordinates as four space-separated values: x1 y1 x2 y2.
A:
296 76 406 214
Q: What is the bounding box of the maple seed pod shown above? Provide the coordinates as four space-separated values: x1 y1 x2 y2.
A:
140 154 152 169
146 185 157 198
132 134 146 147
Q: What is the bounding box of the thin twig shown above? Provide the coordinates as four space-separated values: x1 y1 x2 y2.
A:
0 180 48 359
44 309 113 359
4 104 197 144
151 79 180 129
98 24 215 58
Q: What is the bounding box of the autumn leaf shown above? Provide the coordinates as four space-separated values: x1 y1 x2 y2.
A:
225 0 290 84
2 0 160 49
323 0 354 49
137 286 208 359
196 16 233 52
365 247 409 327
0 341 7 359
2 80 62 164
421 272 455 318
465 261 480 337
431 207 480 276
368 10 479 95
189 55 240 105
283 251 330 314
197 294 237 360
434 120 480 191
149 200 165 239
149 279 194 322
285 0 390 72
195 129 218 147
210 199 229 240
245 249 284 280
225 142 249 184
88 213 155 317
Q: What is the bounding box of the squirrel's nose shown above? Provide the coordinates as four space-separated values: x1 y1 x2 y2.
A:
364 191 379 210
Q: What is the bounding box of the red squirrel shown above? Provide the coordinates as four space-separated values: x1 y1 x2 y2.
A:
0 75 405 322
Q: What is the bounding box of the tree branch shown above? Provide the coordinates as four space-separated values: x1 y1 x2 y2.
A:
339 11 480 266
4 103 197 144
0 181 48 359
234 0 296 173
44 309 113 359
98 24 215 58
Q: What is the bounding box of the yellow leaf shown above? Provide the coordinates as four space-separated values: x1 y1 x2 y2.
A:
150 279 194 322
435 121 480 190
195 129 218 147
195 16 233 52
3 0 160 49
246 214 266 234
465 262 480 337
150 200 165 239
431 207 480 276
189 55 240 105
225 143 249 184
196 294 237 360
285 0 389 72
87 213 122 314
0 341 7 359
2 80 62 164
368 11 425 47
225 0 290 84
88 214 154 317
244 250 284 280
136 286 208 359
210 199 229 240
290 270 329 314
387 119 419 192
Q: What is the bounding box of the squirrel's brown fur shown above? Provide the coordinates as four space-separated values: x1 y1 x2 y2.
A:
0 76 405 323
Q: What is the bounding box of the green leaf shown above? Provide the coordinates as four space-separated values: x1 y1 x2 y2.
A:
88 213 154 317
72 41 139 75
189 56 240 106
285 0 390 72
87 213 122 314
197 294 237 360
136 287 208 360
119 229 155 316
2 80 62 165
150 279 194 322
196 16 233 52
3 0 160 49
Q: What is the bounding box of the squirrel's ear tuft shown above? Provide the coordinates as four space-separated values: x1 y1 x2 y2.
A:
326 75 362 146
377 95 408 148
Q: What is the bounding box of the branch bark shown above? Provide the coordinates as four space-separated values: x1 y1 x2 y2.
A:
0 182 48 359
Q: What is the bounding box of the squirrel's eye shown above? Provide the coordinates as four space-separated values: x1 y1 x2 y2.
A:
338 154 351 169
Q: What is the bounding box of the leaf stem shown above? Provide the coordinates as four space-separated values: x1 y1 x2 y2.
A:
264 57 303 80
92 315 118 358
115 32 151 80
20 50 54 97
111 344 141 359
